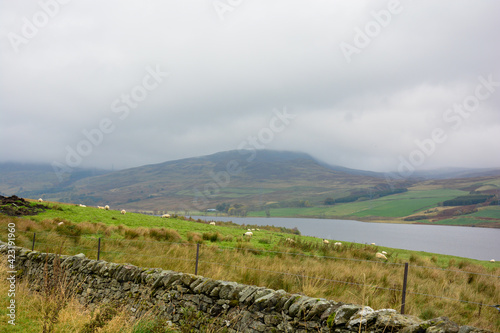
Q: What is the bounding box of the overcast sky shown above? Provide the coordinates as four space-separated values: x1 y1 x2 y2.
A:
1 0 499 174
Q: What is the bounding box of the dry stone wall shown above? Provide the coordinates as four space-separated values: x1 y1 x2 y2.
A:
0 241 490 333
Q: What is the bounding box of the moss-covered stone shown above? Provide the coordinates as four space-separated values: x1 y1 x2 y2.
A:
327 312 336 327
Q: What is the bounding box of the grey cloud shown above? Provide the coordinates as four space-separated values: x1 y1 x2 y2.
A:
0 0 499 172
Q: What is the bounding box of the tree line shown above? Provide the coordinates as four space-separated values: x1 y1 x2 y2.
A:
323 188 408 205
442 194 494 206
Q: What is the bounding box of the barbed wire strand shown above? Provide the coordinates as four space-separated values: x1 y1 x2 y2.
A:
198 259 401 292
405 291 498 308
3 239 498 309
6 231 500 279
196 260 498 308
408 264 500 279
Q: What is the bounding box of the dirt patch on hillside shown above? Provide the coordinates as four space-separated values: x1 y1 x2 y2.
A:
0 195 46 216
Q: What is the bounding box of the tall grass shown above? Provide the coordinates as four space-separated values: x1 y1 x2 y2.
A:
0 262 181 332
1 213 499 331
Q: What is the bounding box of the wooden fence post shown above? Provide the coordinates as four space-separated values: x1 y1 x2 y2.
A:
97 238 101 260
195 243 200 275
401 262 409 314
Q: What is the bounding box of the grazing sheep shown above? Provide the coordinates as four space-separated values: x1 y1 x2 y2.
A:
381 251 388 255
209 222 216 226
323 239 329 244
121 209 126 214
79 204 86 207
490 259 496 263
256 229 260 231
370 243 376 245
104 205 110 210
57 222 64 226
243 231 253 237
98 206 105 209
286 238 296 243
162 214 171 218
376 252 388 260
38 198 43 202
251 229 255 231
334 242 342 247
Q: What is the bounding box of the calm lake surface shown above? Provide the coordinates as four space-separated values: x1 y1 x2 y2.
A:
191 216 499 261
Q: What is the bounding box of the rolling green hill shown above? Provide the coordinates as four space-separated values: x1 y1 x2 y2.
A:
1 150 499 226
6 150 399 212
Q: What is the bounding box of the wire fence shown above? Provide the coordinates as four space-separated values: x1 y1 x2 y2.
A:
6 230 500 314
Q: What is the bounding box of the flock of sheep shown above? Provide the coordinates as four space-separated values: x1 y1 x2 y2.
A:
243 228 259 237
78 202 171 218
96 205 127 215
37 197 496 263
321 239 389 260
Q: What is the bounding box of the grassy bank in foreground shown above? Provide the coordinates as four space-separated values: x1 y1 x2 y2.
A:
1 201 499 332
0 264 181 333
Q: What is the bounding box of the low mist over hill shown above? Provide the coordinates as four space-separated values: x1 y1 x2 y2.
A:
1 150 499 217
0 150 391 210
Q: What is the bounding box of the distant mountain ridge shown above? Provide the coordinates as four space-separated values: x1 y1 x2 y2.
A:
0 150 389 210
412 167 500 179
0 150 499 212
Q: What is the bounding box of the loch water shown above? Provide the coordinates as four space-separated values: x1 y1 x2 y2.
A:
191 216 499 261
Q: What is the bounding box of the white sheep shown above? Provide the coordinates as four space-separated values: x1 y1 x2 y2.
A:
38 198 43 202
98 206 105 209
121 209 126 214
381 251 388 255
334 242 342 247
162 214 171 218
490 259 496 263
256 228 260 231
286 238 296 243
104 205 110 210
323 239 330 244
209 222 216 226
370 243 376 245
376 252 388 260
244 231 253 237
57 222 64 226
79 204 86 207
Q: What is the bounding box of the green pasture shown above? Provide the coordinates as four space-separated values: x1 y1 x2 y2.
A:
23 203 313 252
250 189 468 219
469 206 500 218
18 202 497 267
425 217 480 226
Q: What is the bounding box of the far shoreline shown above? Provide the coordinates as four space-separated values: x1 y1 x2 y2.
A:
188 212 500 229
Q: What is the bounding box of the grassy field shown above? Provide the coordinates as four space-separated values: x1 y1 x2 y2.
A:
347 189 466 217
470 206 500 218
423 217 487 226
242 188 500 229
417 206 500 227
1 201 499 332
248 188 470 218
